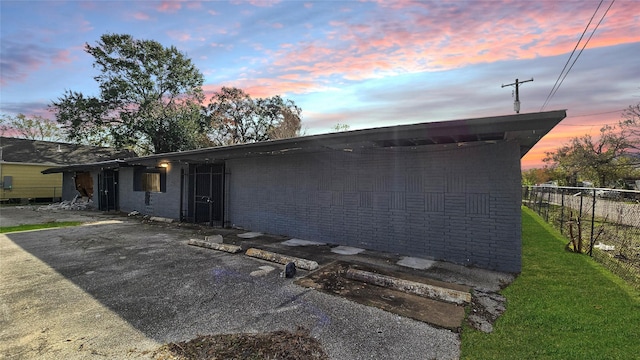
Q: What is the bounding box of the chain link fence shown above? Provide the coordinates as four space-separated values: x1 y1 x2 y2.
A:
523 185 640 290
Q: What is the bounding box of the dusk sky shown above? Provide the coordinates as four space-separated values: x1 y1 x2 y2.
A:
1 0 639 169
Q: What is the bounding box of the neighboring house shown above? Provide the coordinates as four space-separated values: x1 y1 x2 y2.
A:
44 110 566 272
0 137 134 203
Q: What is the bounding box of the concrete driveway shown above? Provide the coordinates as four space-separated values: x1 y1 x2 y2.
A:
0 208 460 359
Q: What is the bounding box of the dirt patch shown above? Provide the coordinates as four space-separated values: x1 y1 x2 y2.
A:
465 290 507 333
296 261 467 331
153 328 327 360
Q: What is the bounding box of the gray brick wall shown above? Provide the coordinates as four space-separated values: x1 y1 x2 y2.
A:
118 166 184 219
227 141 523 272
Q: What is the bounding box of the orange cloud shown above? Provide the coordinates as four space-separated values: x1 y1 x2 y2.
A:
521 110 628 169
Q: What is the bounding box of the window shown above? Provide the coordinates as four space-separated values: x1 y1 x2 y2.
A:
143 172 161 192
134 167 166 193
2 176 12 190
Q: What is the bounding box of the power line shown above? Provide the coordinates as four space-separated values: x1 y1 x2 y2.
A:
556 108 625 126
540 0 602 111
540 0 615 111
556 122 618 127
547 0 615 107
570 109 625 117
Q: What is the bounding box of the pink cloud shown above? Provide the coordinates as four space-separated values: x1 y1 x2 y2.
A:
157 1 183 13
247 0 281 7
132 12 151 21
52 49 73 64
186 2 202 10
78 18 94 33
266 1 640 88
203 77 331 100
0 42 47 86
279 74 301 80
166 30 201 42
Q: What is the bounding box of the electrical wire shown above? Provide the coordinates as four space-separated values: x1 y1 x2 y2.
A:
570 109 625 117
556 122 618 127
546 0 615 109
540 0 615 111
555 109 624 126
540 0 602 111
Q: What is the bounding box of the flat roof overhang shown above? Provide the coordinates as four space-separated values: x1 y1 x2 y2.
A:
42 160 128 174
127 110 566 166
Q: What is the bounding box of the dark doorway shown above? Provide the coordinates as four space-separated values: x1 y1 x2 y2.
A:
98 170 118 211
187 164 224 226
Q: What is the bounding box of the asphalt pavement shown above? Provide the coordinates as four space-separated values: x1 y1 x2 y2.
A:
0 207 463 359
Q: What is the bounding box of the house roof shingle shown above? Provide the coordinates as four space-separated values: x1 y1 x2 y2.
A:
0 137 136 166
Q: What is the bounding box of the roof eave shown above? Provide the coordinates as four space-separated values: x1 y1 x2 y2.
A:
127 110 567 165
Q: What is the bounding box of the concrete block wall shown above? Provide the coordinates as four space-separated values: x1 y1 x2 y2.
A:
117 166 184 219
227 141 523 273
60 172 78 201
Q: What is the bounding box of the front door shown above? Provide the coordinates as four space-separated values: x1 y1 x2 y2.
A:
188 164 224 226
98 170 118 211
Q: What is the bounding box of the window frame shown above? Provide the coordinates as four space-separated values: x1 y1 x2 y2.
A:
133 167 166 193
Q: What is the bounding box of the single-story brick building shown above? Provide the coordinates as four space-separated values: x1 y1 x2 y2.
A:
44 110 566 272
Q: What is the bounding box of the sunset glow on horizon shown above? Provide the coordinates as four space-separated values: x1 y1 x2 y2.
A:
1 0 638 169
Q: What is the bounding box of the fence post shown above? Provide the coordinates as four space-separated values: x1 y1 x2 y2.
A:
589 189 596 256
530 187 537 212
545 189 551 222
537 188 544 215
560 189 565 235
579 191 584 219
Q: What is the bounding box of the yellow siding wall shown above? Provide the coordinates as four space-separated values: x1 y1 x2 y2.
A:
0 163 63 199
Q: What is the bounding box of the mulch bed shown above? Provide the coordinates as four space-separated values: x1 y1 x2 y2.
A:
153 327 328 360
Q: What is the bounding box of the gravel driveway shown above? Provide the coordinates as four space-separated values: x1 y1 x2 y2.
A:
0 208 460 359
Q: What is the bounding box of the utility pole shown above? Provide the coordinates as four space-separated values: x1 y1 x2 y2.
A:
502 78 533 113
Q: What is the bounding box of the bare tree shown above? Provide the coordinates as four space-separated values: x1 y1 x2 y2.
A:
205 87 302 145
620 103 640 152
0 113 65 141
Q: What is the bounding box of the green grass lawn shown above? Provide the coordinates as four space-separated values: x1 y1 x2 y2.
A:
0 221 83 234
461 207 640 360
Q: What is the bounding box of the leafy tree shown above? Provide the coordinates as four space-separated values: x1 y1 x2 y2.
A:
620 103 640 153
521 167 553 186
544 124 636 187
50 33 209 154
264 97 303 140
332 123 350 132
205 87 302 146
0 113 65 141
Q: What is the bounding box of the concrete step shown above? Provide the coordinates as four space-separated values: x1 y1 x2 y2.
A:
296 261 469 331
